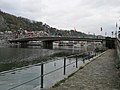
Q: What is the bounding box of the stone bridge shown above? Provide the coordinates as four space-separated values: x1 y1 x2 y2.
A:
8 36 115 49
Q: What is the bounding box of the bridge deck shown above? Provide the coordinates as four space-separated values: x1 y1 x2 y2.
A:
9 37 106 42
47 49 120 90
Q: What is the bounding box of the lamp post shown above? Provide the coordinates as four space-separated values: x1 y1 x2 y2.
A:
111 31 114 37
118 27 120 38
100 27 103 39
105 32 107 37
115 23 118 38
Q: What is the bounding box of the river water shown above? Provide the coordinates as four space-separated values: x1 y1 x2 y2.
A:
0 44 96 90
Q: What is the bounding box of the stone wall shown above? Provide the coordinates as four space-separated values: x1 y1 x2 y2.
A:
116 39 120 59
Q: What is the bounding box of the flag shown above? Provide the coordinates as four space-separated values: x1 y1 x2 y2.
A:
116 23 118 27
112 31 114 36
100 27 103 31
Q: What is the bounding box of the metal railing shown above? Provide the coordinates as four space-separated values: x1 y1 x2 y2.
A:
8 52 97 90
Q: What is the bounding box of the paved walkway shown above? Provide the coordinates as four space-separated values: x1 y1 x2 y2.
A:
47 50 120 90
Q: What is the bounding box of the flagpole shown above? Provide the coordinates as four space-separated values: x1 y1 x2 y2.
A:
105 32 107 37
116 23 118 38
100 27 103 39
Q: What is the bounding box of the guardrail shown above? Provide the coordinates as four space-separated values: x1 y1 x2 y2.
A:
7 52 98 90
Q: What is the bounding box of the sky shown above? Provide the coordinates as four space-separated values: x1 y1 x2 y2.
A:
0 0 120 36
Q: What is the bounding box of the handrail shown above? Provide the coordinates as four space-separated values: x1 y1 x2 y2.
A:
8 52 96 90
8 75 42 90
0 57 61 75
0 52 85 75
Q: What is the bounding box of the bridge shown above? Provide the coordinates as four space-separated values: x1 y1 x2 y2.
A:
8 36 115 49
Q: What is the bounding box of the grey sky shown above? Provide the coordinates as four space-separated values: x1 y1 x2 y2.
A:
0 0 120 36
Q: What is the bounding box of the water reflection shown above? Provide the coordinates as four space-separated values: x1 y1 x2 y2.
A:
0 45 90 72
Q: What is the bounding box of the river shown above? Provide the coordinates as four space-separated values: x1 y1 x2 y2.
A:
0 44 96 90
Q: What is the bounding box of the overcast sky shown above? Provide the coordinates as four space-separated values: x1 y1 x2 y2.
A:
0 0 120 36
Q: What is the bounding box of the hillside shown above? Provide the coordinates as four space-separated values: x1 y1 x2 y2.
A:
0 10 89 37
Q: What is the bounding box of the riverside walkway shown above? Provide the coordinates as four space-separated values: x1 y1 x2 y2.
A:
47 49 120 90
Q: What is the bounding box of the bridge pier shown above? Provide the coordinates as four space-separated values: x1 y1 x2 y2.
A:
105 37 115 49
20 42 28 48
42 41 53 49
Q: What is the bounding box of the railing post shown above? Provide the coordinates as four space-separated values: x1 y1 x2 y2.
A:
83 58 85 63
41 62 44 88
76 57 78 68
64 57 66 75
95 51 96 56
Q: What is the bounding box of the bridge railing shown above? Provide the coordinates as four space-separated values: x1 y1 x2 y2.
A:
6 50 106 90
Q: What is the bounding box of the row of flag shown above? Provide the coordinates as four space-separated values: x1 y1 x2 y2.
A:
116 23 120 29
100 23 119 36
100 23 120 32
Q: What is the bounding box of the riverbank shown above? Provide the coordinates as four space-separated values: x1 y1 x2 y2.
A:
47 49 120 90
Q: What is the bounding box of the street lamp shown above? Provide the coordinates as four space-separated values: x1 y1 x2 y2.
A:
100 27 103 39
115 23 118 38
118 27 120 38
111 31 114 37
105 32 107 37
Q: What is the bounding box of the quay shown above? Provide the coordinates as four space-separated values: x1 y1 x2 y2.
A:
47 49 120 90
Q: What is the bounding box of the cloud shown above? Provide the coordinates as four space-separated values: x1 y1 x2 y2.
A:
0 0 44 20
0 0 120 36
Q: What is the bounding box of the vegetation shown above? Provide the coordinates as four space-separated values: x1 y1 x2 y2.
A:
0 10 92 37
